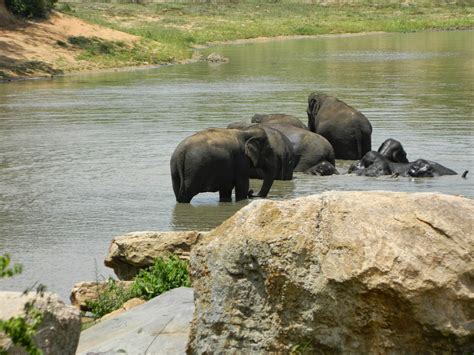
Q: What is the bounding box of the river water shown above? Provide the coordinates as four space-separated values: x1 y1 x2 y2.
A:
0 31 473 301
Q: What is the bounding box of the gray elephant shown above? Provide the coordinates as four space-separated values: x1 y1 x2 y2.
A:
307 93 372 160
170 126 275 203
229 121 337 175
252 114 308 130
348 150 457 177
227 123 296 181
377 138 409 163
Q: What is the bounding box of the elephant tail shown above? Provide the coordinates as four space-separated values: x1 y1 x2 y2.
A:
171 150 190 203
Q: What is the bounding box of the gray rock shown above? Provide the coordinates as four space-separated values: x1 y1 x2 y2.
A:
0 291 81 354
104 231 204 280
188 191 474 353
77 287 194 355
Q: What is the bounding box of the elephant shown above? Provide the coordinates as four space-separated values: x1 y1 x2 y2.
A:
348 150 457 177
170 126 276 203
252 114 308 130
377 138 409 163
227 123 296 181
229 121 337 175
307 92 372 160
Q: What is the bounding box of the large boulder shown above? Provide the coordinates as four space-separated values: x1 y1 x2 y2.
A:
0 292 81 354
104 231 204 280
188 191 474 353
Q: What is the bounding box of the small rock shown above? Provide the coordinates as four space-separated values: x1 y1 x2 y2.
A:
104 231 204 280
206 53 229 63
70 281 133 311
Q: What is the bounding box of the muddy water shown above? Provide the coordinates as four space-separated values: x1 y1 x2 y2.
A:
0 31 472 300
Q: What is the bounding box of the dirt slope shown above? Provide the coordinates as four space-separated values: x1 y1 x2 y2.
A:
0 11 139 79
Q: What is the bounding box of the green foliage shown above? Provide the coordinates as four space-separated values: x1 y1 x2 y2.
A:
5 0 57 19
130 254 191 301
0 255 43 355
85 278 134 320
0 254 23 278
0 304 43 355
86 255 191 319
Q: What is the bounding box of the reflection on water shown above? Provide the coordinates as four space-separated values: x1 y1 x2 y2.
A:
0 31 472 300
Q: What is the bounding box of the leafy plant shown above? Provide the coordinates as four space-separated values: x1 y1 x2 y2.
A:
86 255 191 319
5 0 57 19
0 253 23 278
131 254 191 301
85 278 133 320
0 254 43 355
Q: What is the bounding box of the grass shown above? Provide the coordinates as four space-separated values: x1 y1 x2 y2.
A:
56 2 473 66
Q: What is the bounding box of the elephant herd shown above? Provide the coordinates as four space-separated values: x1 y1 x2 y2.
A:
170 92 459 203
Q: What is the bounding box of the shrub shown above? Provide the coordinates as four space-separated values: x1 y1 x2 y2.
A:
85 278 134 320
131 254 191 301
6 0 57 19
86 255 191 319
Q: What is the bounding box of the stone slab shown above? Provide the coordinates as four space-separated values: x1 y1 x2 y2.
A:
77 287 194 354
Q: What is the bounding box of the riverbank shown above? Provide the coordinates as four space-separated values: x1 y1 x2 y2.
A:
0 2 472 81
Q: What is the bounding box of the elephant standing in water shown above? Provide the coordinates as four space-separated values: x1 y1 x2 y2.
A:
227 123 296 181
170 126 276 203
307 93 372 160
229 121 337 176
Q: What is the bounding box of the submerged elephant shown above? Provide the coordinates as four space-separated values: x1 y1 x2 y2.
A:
348 150 457 177
170 126 275 203
307 93 372 160
252 114 308 130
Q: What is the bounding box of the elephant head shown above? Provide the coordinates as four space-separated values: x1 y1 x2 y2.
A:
378 138 409 163
241 126 276 197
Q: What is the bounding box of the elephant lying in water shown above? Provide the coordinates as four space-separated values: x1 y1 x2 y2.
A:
307 92 372 160
349 151 457 177
170 126 276 203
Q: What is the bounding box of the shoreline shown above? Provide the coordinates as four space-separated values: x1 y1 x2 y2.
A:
1 31 388 84
1 28 471 84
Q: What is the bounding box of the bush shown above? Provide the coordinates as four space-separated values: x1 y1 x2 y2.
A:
85 278 134 320
131 254 191 301
86 255 191 319
6 0 57 19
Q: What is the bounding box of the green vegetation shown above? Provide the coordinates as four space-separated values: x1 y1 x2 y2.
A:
86 254 191 319
6 0 56 18
59 2 473 64
0 254 43 355
130 254 191 301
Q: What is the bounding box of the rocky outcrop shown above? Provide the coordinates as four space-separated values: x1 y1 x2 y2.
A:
0 291 81 354
104 231 204 280
206 53 229 63
70 281 133 311
188 191 474 353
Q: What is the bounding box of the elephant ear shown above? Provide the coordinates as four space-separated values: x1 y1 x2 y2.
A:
307 93 320 116
245 137 261 167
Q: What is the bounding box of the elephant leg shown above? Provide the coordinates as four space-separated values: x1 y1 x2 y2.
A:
219 189 233 202
235 178 250 201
